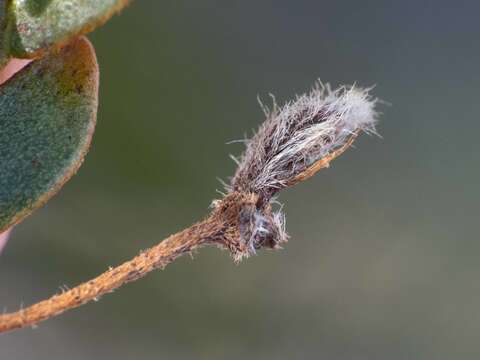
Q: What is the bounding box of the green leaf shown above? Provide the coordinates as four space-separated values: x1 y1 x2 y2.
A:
0 1 9 67
5 0 130 58
0 36 98 232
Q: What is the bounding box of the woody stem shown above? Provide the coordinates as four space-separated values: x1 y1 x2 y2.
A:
0 215 221 334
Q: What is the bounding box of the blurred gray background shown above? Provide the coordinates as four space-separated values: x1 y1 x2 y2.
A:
1 1 479 359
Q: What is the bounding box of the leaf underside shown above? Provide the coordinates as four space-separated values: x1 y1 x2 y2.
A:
0 36 98 232
0 0 130 66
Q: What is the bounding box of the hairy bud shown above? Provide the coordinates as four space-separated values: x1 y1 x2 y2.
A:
232 82 378 200
225 82 379 259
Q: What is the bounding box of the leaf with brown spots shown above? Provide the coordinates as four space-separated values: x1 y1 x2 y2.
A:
0 36 98 232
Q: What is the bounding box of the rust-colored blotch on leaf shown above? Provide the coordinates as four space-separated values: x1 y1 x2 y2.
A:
0 36 99 233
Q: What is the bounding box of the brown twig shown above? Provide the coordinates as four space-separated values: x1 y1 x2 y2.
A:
0 220 209 333
0 81 379 334
0 192 260 333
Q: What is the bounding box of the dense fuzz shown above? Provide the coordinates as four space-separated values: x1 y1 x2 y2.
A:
226 82 378 258
232 82 378 201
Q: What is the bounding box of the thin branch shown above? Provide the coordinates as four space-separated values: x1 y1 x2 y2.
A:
0 191 266 333
0 81 380 334
0 213 227 333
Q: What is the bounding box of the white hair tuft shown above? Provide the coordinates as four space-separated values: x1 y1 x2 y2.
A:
232 81 379 200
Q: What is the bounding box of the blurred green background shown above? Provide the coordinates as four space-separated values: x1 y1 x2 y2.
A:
1 1 480 358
